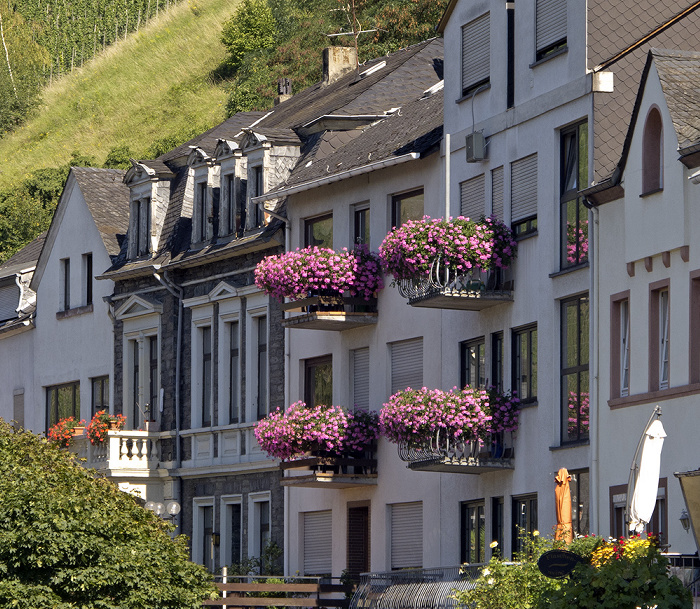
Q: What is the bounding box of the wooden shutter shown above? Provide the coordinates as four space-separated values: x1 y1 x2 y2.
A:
491 166 504 220
352 348 370 410
391 502 423 569
511 154 538 221
536 0 567 53
0 285 19 322
461 13 490 93
304 511 332 575
390 338 423 394
460 174 485 220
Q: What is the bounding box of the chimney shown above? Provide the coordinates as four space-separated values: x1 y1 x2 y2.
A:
274 78 292 106
322 46 357 85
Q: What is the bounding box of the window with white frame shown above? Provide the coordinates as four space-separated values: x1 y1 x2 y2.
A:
248 492 271 560
461 13 490 97
190 305 215 428
221 495 243 568
611 295 631 398
390 338 423 394
649 283 670 392
46 381 80 429
460 337 486 389
91 375 109 417
391 189 424 228
193 497 216 572
353 204 370 246
390 501 423 570
127 334 159 426
511 154 538 237
60 257 70 311
642 108 663 194
305 213 333 248
82 253 93 306
218 297 242 425
130 197 151 257
303 510 332 576
201 325 213 426
250 165 264 227
535 0 567 61
659 289 670 390
305 355 333 407
195 180 209 243
246 296 269 422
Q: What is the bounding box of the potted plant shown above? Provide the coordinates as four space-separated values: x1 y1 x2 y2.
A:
379 215 517 283
47 416 86 447
254 401 380 461
87 410 126 445
254 244 383 302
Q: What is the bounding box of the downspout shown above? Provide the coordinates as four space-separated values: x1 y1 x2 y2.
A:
444 132 451 219
589 203 600 533
152 265 184 531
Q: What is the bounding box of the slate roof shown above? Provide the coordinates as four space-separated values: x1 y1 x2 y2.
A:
72 167 130 258
0 232 46 276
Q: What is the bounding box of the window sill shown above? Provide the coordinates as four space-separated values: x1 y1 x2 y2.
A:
550 438 589 451
514 229 538 242
640 187 663 198
456 83 491 104
529 46 568 69
549 261 589 278
609 382 700 409
56 303 93 320
519 399 538 409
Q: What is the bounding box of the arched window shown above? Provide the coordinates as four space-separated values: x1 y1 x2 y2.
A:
642 107 663 194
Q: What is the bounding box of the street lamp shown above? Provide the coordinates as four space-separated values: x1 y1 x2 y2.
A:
680 508 690 533
145 500 181 523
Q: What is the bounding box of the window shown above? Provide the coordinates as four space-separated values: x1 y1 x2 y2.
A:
46 381 80 428
642 108 663 194
391 189 424 228
305 355 333 407
148 336 158 420
128 334 159 427
461 13 490 97
536 0 567 60
491 497 504 557
491 332 504 392
196 181 208 242
649 285 670 391
252 165 264 227
131 197 151 257
491 167 504 220
304 213 333 248
569 469 590 536
0 281 20 322
460 501 485 564
610 480 667 541
690 274 700 383
390 502 423 570
229 321 240 423
347 503 370 577
460 174 485 220
610 293 630 398
461 338 486 389
222 496 242 566
511 154 537 236
83 253 93 306
390 338 423 394
91 376 109 416
256 315 268 419
193 498 216 572
201 326 212 427
512 325 537 402
512 494 537 555
60 258 70 311
304 511 332 576
560 122 588 268
354 205 370 246
561 295 589 442
352 347 370 410
249 493 271 559
222 173 235 236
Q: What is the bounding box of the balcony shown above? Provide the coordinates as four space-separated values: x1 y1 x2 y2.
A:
398 432 514 474
280 449 378 489
280 295 378 331
68 429 166 474
398 266 513 311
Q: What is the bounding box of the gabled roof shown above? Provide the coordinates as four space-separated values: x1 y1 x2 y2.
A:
0 232 46 277
124 159 176 184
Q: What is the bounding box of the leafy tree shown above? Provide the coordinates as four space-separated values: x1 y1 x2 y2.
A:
221 0 277 71
103 144 134 169
0 419 217 608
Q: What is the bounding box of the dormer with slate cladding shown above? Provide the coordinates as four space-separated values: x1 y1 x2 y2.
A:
214 139 247 239
240 128 301 230
187 147 219 246
124 160 175 259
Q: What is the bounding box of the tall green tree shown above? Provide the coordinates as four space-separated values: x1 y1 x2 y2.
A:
0 419 217 608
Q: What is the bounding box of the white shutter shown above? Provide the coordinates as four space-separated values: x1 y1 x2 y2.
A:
352 348 370 410
460 175 485 220
536 0 567 53
391 502 423 569
303 511 332 575
491 166 504 220
511 154 538 221
390 338 423 394
461 13 490 93
0 285 19 322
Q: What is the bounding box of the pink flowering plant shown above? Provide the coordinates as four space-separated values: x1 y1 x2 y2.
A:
254 401 380 460
379 216 518 282
486 389 520 433
254 245 383 301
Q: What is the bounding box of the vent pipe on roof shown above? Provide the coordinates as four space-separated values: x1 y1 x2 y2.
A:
322 46 357 85
274 78 292 106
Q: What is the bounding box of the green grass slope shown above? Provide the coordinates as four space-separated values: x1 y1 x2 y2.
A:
0 0 238 189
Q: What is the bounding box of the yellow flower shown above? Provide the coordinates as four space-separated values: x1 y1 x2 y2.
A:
533 530 540 537
490 540 499 548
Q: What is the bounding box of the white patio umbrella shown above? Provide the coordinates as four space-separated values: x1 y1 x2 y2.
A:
627 411 666 534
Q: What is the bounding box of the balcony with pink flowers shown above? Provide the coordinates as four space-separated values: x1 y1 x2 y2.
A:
379 216 517 310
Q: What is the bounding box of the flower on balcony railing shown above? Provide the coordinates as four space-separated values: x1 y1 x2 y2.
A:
486 389 521 433
47 416 86 447
379 216 518 282
254 245 383 301
254 401 380 460
379 386 492 448
87 410 126 445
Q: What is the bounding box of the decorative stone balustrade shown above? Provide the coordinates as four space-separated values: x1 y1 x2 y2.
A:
68 430 162 472
179 423 270 471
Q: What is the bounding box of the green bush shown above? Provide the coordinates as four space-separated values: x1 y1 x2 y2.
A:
221 0 277 71
0 419 216 608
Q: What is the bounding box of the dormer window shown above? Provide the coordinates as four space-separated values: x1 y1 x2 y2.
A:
252 165 264 227
196 181 209 242
132 197 151 257
642 107 663 195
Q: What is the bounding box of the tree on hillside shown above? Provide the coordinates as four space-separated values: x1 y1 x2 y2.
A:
0 419 216 608
221 0 277 71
